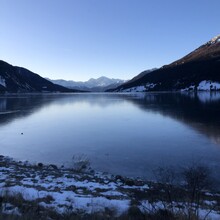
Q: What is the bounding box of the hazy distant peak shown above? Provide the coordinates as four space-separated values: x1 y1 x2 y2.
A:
95 76 109 80
96 76 121 80
86 76 125 87
48 76 126 91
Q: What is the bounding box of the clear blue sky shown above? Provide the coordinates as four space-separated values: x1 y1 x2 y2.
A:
1 0 220 81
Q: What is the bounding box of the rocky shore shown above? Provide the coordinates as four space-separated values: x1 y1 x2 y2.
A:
0 155 219 219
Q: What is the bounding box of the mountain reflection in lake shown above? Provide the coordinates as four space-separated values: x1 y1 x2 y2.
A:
0 92 220 179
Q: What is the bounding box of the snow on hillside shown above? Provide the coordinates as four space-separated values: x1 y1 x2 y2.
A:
181 80 220 92
117 80 220 93
197 80 220 90
209 34 220 44
119 83 157 92
0 76 6 87
122 86 146 92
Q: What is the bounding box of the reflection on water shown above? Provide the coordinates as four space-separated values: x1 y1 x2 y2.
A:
0 92 220 179
128 92 220 145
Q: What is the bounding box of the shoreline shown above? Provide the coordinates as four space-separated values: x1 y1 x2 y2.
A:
0 155 220 219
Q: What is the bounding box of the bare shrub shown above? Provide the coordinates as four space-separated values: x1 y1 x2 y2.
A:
153 166 178 209
183 165 211 198
150 164 214 220
71 154 91 172
182 165 212 219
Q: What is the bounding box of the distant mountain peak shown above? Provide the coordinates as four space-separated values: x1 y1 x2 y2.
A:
168 34 220 66
209 34 220 44
49 76 126 92
97 76 108 80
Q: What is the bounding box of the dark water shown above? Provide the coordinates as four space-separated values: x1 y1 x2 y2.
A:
0 92 220 179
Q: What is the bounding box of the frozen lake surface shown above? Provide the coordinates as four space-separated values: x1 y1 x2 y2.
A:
0 92 220 179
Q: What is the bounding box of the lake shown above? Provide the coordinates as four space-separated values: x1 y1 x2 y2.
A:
0 92 220 180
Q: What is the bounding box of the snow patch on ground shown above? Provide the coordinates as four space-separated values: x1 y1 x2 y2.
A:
199 208 220 220
0 176 130 215
181 85 195 92
181 80 220 92
1 203 21 216
0 156 147 216
0 156 219 218
197 80 220 91
122 86 146 92
121 83 156 92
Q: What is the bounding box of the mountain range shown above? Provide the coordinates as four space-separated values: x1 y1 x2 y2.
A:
1 34 220 93
113 35 220 92
47 77 126 92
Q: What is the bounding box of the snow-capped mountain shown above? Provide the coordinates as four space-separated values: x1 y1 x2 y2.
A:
85 76 124 88
113 34 220 92
0 60 78 93
48 76 126 92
